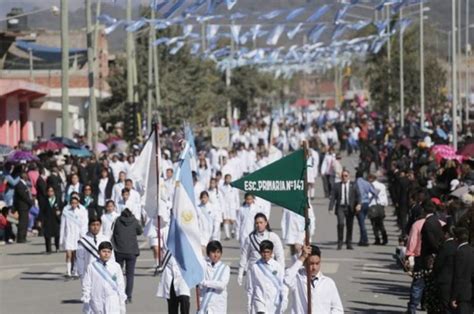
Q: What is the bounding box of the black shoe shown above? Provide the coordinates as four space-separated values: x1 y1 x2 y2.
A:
358 242 370 247
126 298 132 304
337 243 342 250
347 245 354 250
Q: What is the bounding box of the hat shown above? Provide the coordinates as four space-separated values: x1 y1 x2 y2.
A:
461 193 473 206
450 179 460 191
431 197 442 206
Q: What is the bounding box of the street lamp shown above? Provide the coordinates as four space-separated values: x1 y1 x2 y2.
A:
0 6 59 23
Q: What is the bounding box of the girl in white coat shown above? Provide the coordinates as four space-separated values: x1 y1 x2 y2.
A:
198 191 222 242
81 241 127 314
199 241 230 314
60 196 89 278
239 213 285 313
220 174 240 240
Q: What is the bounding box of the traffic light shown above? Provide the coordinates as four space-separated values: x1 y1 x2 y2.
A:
125 102 138 141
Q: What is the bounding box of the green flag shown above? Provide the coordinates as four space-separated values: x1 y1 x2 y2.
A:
231 149 307 216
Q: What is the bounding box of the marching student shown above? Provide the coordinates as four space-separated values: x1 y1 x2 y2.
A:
220 174 240 240
81 241 127 314
306 140 320 200
236 193 268 247
238 213 284 312
281 206 316 262
199 241 230 314
198 191 222 242
156 228 191 314
101 200 120 239
247 240 288 314
284 245 343 313
59 195 88 278
76 217 111 280
144 197 170 270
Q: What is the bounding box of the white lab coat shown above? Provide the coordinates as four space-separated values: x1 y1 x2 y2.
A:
81 259 127 314
236 203 269 247
156 228 191 299
247 259 288 314
76 232 112 278
239 231 285 273
101 211 120 240
307 149 320 184
220 184 240 220
199 260 230 314
281 207 316 246
111 182 125 205
284 260 343 314
59 205 88 251
198 202 222 242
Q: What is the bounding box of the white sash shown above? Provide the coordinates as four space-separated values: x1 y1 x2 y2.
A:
91 260 118 292
256 261 282 307
199 262 227 314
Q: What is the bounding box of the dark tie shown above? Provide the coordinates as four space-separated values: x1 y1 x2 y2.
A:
345 184 349 206
311 277 319 288
94 235 97 245
102 261 107 267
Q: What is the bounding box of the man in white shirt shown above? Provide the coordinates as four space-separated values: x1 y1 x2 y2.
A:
285 245 343 314
368 173 389 245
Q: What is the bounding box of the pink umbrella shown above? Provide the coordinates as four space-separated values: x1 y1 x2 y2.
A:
96 142 108 153
431 145 465 163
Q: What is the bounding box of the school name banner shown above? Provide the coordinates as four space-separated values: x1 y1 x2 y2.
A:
231 149 307 216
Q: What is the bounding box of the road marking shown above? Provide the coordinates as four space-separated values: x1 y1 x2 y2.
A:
0 268 27 280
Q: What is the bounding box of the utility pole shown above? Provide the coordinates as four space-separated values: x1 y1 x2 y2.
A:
452 0 458 149
399 7 405 128
147 2 154 132
152 7 161 114
86 0 98 152
126 0 133 104
386 4 392 120
226 22 235 126
465 0 470 127
61 0 70 138
419 1 425 129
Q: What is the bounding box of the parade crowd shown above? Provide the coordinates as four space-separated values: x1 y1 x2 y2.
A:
1 101 473 314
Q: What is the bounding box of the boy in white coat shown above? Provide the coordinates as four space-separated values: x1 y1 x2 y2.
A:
76 217 111 280
284 245 343 314
198 191 222 242
60 196 88 278
81 241 127 314
247 240 288 314
199 241 230 314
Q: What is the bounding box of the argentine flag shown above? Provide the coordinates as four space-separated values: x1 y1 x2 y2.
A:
167 148 204 288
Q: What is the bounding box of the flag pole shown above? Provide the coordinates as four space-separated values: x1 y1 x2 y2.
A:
303 141 312 313
196 285 201 311
154 121 162 266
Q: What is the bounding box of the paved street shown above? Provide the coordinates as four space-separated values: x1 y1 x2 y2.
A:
0 156 419 313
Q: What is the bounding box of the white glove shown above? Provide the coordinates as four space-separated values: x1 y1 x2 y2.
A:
237 268 245 286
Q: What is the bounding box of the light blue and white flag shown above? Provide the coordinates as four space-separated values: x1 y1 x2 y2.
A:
286 7 305 21
259 9 285 20
251 24 261 41
335 4 350 24
163 0 185 19
184 124 198 171
207 24 220 40
190 43 201 55
287 23 303 40
225 0 238 10
104 20 124 35
183 25 193 37
307 24 326 43
307 4 331 23
170 41 185 55
230 24 242 43
153 37 170 46
167 149 205 289
126 19 146 33
266 25 285 46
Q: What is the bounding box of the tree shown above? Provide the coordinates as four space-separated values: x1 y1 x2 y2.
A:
364 19 447 115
